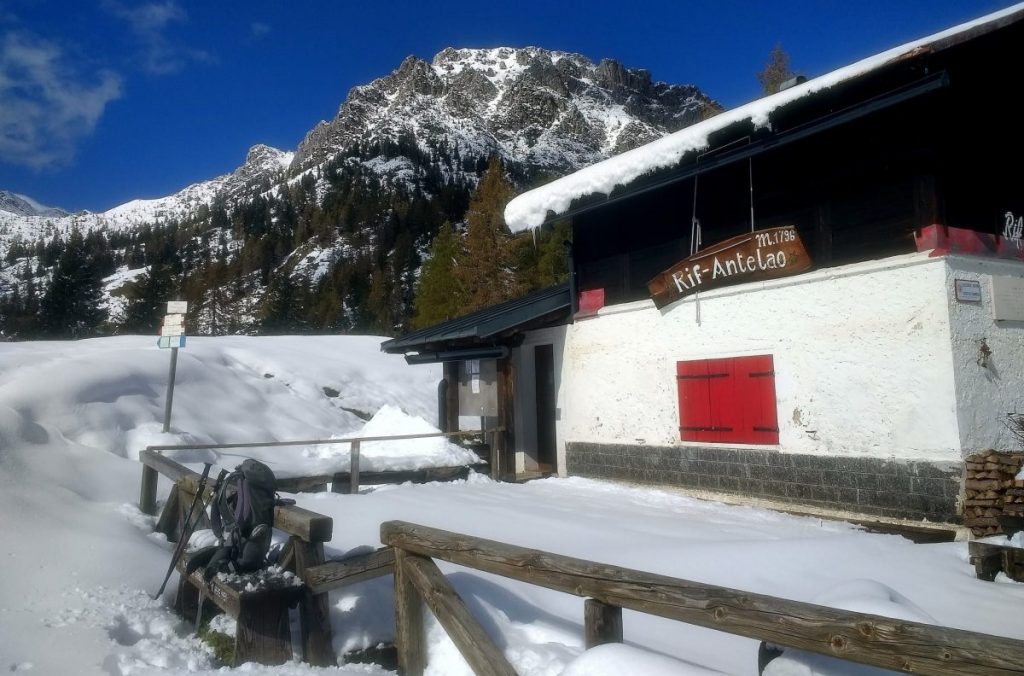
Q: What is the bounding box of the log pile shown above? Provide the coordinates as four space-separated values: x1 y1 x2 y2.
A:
1005 482 1024 518
964 450 1024 536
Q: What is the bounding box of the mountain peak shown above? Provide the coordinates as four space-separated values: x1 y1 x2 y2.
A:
244 144 291 168
291 45 718 175
0 190 68 218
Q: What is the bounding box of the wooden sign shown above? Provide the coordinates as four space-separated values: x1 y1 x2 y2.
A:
647 225 812 309
167 300 188 314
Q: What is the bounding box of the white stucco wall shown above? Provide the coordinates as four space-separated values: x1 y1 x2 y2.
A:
512 326 568 473
558 252 964 462
945 256 1024 454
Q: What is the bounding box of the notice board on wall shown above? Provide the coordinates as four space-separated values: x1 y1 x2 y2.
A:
991 276 1024 321
458 359 498 416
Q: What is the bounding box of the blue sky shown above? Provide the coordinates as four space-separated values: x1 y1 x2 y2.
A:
0 0 1017 212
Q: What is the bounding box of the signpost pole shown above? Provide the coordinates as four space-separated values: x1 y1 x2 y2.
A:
163 346 179 433
158 300 188 434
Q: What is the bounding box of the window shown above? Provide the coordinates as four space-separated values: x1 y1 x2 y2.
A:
676 355 779 445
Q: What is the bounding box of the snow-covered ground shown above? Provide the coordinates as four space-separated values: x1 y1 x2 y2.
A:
1 336 1022 675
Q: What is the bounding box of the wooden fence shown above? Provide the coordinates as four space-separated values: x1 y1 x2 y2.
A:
140 427 497 502
381 520 1024 676
137 430 490 666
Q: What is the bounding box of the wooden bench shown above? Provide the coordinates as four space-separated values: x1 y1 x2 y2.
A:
969 540 1024 582
175 552 304 666
139 450 336 666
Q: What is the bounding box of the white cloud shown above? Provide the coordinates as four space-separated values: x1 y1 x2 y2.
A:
0 32 122 170
250 22 271 39
103 0 212 74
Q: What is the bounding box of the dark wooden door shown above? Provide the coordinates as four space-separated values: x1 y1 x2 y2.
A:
534 345 557 470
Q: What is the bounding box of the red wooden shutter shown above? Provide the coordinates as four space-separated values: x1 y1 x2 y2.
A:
677 358 733 443
677 355 778 445
738 354 779 444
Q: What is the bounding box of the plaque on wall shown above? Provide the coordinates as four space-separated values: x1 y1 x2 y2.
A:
458 359 498 416
954 278 982 302
991 276 1024 321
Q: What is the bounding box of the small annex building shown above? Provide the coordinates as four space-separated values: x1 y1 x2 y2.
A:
383 4 1024 525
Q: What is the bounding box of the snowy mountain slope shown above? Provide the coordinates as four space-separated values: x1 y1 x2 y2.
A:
0 145 294 249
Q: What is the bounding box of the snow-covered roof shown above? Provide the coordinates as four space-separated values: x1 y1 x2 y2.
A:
505 3 1024 232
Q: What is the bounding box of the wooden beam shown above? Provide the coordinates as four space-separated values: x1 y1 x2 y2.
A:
401 553 517 676
154 484 182 541
140 464 159 515
350 440 361 495
394 550 427 676
143 428 491 453
139 449 192 482
234 593 293 667
276 475 331 493
292 538 335 667
381 521 1024 676
274 504 333 543
585 599 623 649
444 361 459 433
497 356 515 479
303 547 395 595
330 465 483 493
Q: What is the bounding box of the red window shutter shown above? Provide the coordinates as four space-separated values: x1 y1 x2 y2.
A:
677 358 733 443
741 355 779 444
677 355 778 445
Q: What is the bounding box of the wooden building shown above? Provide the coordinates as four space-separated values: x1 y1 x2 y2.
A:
384 5 1024 522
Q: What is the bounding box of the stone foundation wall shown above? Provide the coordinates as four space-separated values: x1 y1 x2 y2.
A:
566 442 961 522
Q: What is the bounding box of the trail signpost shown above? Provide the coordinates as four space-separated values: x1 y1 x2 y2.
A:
159 301 188 433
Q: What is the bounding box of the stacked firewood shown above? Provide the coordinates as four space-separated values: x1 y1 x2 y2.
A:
1005 478 1024 518
964 450 1024 535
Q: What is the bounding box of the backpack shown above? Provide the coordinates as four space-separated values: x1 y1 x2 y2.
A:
203 459 277 576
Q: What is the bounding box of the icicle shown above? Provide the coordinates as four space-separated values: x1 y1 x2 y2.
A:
749 156 756 233
691 173 702 326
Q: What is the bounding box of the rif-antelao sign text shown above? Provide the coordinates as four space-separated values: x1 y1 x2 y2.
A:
647 225 812 309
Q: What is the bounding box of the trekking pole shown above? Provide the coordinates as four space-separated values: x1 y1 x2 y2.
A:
152 462 213 600
192 469 230 628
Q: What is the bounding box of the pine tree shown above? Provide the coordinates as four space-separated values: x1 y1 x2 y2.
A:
455 156 520 313
757 44 795 96
411 222 466 329
514 219 571 293
123 264 174 333
259 271 307 334
38 230 108 338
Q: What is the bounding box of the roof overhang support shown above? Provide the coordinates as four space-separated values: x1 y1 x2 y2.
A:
543 70 950 227
404 346 510 365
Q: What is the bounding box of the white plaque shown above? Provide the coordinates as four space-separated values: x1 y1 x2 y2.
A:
160 325 185 337
954 278 982 303
166 301 188 314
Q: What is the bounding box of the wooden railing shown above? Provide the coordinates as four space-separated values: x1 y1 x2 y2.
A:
381 520 1024 676
137 431 494 667
140 427 497 503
